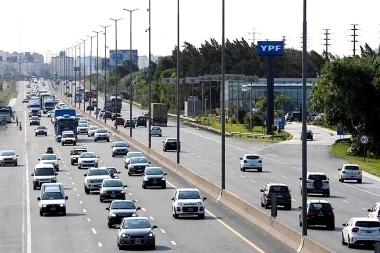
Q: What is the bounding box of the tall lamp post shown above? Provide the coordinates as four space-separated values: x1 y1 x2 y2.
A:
93 30 102 118
147 0 152 148
110 17 123 130
176 0 180 164
100 24 111 123
123 8 138 137
81 38 87 112
220 0 226 194
74 44 78 107
88 35 95 115
77 42 82 108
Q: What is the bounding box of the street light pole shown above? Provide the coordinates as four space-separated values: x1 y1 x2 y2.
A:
88 35 95 115
147 0 152 148
77 42 82 108
74 45 77 107
81 39 87 112
100 25 111 123
123 8 138 137
110 17 123 130
93 31 102 118
221 0 226 193
176 0 180 164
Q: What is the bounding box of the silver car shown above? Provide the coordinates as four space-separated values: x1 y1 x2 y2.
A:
87 126 99 137
0 150 18 166
338 164 362 183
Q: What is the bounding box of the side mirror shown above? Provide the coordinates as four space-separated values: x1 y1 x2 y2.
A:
37 197 41 201
115 225 121 229
298 206 302 209
55 173 58 175
111 146 113 148
105 207 110 210
58 158 61 160
338 168 341 171
239 158 243 160
342 223 347 227
162 141 165 143
203 197 207 201
367 209 372 212
30 173 34 176
148 162 151 164
65 196 68 200
123 185 128 188
136 207 141 210
164 173 167 176
16 154 19 157
123 156 126 158
299 177 302 180
38 158 41 161
152 225 158 229
97 156 100 158
171 197 175 201
117 171 121 174
84 174 87 176
260 189 264 192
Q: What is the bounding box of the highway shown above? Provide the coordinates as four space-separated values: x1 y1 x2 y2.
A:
65 85 380 252
0 81 295 253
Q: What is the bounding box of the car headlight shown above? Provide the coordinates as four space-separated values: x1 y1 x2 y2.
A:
198 201 203 206
147 232 154 237
177 202 182 206
54 161 58 165
143 177 148 181
131 213 138 217
42 205 47 207
86 179 91 183
121 233 129 238
161 178 166 181
60 204 64 207
121 190 125 194
109 213 116 217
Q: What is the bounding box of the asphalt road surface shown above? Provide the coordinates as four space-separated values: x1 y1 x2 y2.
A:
0 82 295 253
61 84 380 253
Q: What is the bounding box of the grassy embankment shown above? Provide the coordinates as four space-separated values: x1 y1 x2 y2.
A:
0 80 18 106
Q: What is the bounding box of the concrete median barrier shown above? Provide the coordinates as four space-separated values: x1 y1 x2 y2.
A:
52 81 334 253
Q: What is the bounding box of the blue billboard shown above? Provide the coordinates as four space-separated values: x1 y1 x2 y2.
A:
257 41 284 56
109 50 138 67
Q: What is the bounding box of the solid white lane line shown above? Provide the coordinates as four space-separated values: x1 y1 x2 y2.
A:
342 200 349 203
241 175 245 178
160 229 166 233
98 243 102 247
87 218 91 222
24 108 32 253
91 228 97 234
83 209 87 213
141 208 146 212
171 241 177 246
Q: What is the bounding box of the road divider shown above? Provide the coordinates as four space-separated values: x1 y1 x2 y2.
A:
52 81 334 253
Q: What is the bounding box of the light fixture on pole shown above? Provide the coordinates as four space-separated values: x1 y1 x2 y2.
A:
110 18 123 130
220 0 226 195
123 8 138 137
93 30 102 118
77 42 82 108
147 0 152 148
176 0 180 164
88 35 95 115
100 24 111 123
80 38 87 112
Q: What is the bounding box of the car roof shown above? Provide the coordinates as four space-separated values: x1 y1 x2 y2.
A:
342 164 360 167
128 152 143 155
44 187 62 193
122 216 149 221
351 217 380 222
103 178 122 183
81 152 96 155
113 141 127 144
267 183 288 186
308 199 330 204
111 200 134 204
35 164 54 169
0 149 16 153
41 153 57 156
244 153 260 157
307 172 326 175
99 166 116 170
88 168 107 171
72 148 87 151
177 188 200 192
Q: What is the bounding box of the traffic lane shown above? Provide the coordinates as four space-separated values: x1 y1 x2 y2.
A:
27 115 102 253
0 115 25 253
66 128 293 253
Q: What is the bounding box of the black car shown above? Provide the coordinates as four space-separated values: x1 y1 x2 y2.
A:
111 113 122 121
123 119 135 128
102 111 112 119
299 200 335 230
260 183 292 210
142 167 167 189
106 167 121 178
163 138 180 152
136 116 147 127
106 200 141 228
301 130 314 141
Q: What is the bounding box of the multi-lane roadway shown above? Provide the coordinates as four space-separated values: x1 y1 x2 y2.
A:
0 81 295 253
62 84 380 252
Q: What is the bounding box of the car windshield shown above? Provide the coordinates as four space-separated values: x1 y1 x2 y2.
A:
31 117 39 120
131 157 148 164
41 154 57 160
107 168 117 174
78 123 88 127
80 153 96 158
111 201 135 209
103 180 123 187
42 192 64 200
355 221 380 227
35 168 55 176
122 219 151 229
89 126 98 130
145 168 163 175
309 203 332 211
114 142 127 147
308 174 327 180
97 129 107 133
87 169 109 176
71 149 86 155
63 133 75 138
166 139 177 143
152 127 160 130
178 190 201 199
36 126 46 130
246 155 260 160
0 151 15 156
269 186 289 193
127 152 144 158
345 165 360 171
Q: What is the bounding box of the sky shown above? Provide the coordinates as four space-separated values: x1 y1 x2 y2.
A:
0 0 379 60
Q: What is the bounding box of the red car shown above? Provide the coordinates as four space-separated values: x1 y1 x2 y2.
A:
115 117 125 126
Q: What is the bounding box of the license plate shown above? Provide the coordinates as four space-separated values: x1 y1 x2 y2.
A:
277 195 282 197
318 213 324 216
153 181 157 184
366 230 372 233
111 194 116 197
51 207 56 210
134 240 141 244
188 208 193 211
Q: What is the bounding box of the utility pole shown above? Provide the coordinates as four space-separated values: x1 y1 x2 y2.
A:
248 28 261 45
323 29 331 60
282 36 287 47
350 24 359 56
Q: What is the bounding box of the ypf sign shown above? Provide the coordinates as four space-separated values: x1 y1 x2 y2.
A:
257 41 284 56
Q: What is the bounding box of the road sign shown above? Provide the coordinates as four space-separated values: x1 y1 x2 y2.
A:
360 135 369 144
278 121 284 130
257 41 284 56
337 127 344 136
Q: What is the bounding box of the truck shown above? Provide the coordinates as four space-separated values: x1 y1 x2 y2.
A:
28 99 41 117
40 94 55 113
54 109 78 141
75 93 83 103
151 103 168 127
105 93 122 113
0 107 11 123
84 90 95 102
0 106 13 123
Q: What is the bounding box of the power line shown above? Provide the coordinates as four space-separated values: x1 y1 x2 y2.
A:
248 28 261 45
350 24 359 56
322 29 331 59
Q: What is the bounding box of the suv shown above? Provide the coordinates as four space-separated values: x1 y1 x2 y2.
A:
84 168 111 194
338 164 362 183
70 148 88 165
31 164 57 190
61 131 77 146
77 152 99 169
298 199 335 230
94 128 110 142
260 183 292 210
150 126 162 137
37 187 68 216
136 116 147 127
301 130 313 141
99 178 127 202
111 141 129 157
300 172 330 197
171 188 207 219
163 138 180 152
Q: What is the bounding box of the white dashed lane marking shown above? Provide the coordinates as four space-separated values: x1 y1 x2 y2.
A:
171 241 177 246
141 208 146 212
98 243 102 247
87 218 91 222
83 209 87 213
342 200 349 203
160 229 166 233
91 228 97 234
149 216 154 220
79 201 83 204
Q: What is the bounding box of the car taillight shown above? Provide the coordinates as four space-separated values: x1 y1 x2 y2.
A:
327 211 334 217
341 170 346 174
351 227 359 233
266 193 271 198
286 193 291 198
377 211 380 217
359 170 362 174
243 160 247 163
324 180 329 184
307 211 313 216
258 160 262 163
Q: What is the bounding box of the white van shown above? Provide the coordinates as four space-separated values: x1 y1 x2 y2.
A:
40 183 65 198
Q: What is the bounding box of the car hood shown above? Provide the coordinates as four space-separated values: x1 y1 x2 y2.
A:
40 160 58 164
102 186 124 192
176 199 203 204
113 147 128 150
78 126 88 129
71 155 81 158
0 155 17 159
110 209 137 215
120 228 152 236
145 175 164 180
130 163 149 167
79 158 98 161
86 175 111 180
35 129 47 131
34 175 56 180
40 199 66 206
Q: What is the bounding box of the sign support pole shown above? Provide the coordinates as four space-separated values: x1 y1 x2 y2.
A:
266 56 274 135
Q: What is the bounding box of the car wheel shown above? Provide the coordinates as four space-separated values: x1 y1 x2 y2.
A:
71 160 74 165
257 168 262 172
299 216 302 227
286 204 292 210
328 223 335 230
73 142 76 146
45 133 47 136
107 139 109 142
347 236 353 248
35 133 37 136
94 139 97 142
112 154 115 157
62 208 66 216
14 162 17 166
174 210 179 219
142 184 146 189
84 186 90 195
39 210 43 216
260 200 264 207
198 213 205 219
242 168 246 172
341 234 347 245
264 203 269 209
128 172 131 176
162 184 166 189
99 198 103 203
357 179 362 183
33 184 37 190
108 222 112 228
325 192 330 197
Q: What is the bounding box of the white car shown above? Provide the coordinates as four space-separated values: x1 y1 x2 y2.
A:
38 154 60 171
150 126 162 137
87 126 99 137
31 164 57 190
171 188 206 219
57 102 66 109
37 187 68 216
342 217 380 248
300 172 330 197
84 168 111 194
77 152 99 169
338 164 362 183
0 150 18 166
47 111 55 118
367 203 380 220
239 154 262 172
123 152 145 168
94 128 110 142
77 122 89 134
61 131 77 146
